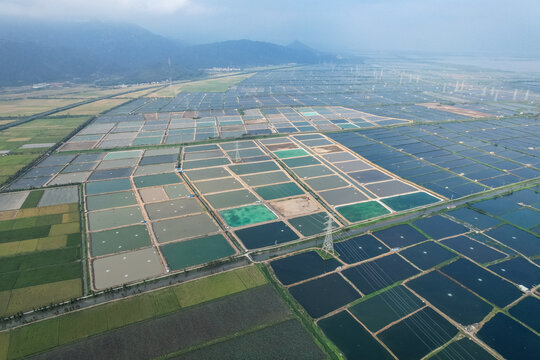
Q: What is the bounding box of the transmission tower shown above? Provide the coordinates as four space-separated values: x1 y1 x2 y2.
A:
234 141 242 163
168 57 173 97
322 215 334 254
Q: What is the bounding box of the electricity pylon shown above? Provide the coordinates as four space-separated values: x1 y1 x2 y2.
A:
234 141 242 163
322 215 334 254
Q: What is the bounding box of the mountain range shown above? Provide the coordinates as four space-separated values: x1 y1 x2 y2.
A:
0 21 336 86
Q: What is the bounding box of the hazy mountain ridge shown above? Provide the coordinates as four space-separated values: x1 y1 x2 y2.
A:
0 21 335 86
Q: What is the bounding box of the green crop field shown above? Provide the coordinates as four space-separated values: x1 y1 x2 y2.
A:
173 265 267 307
54 99 130 116
5 279 81 316
0 266 271 359
7 320 59 359
19 190 45 209
7 285 303 360
0 84 148 102
0 83 155 118
153 73 254 96
0 196 83 317
0 332 8 360
0 116 89 187
0 99 80 117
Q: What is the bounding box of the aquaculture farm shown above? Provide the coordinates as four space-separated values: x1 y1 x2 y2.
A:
0 61 539 359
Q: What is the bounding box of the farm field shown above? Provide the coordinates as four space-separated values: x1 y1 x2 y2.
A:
0 83 157 118
0 186 82 317
0 116 90 187
152 73 255 97
0 84 151 101
54 99 131 116
0 266 327 360
0 99 81 118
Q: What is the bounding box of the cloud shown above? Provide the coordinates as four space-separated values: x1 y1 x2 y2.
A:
0 0 193 18
0 0 538 55
125 0 191 14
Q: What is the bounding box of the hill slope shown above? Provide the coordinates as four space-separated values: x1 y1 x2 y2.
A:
0 21 335 86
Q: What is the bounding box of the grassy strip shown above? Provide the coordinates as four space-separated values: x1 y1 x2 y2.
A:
78 185 90 296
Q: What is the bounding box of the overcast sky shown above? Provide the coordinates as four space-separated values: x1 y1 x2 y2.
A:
1 0 539 55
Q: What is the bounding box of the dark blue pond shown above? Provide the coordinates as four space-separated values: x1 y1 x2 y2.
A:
485 224 540 257
413 215 469 239
379 307 458 360
509 296 540 333
504 188 540 206
478 313 540 360
447 207 501 230
342 254 419 295
399 241 457 270
235 221 299 249
407 270 492 325
334 234 389 264
349 285 424 332
270 251 341 285
472 197 521 216
467 232 517 255
289 273 360 318
372 224 427 249
488 257 540 288
441 258 522 307
430 338 496 360
441 235 507 263
501 208 540 230
318 311 394 360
